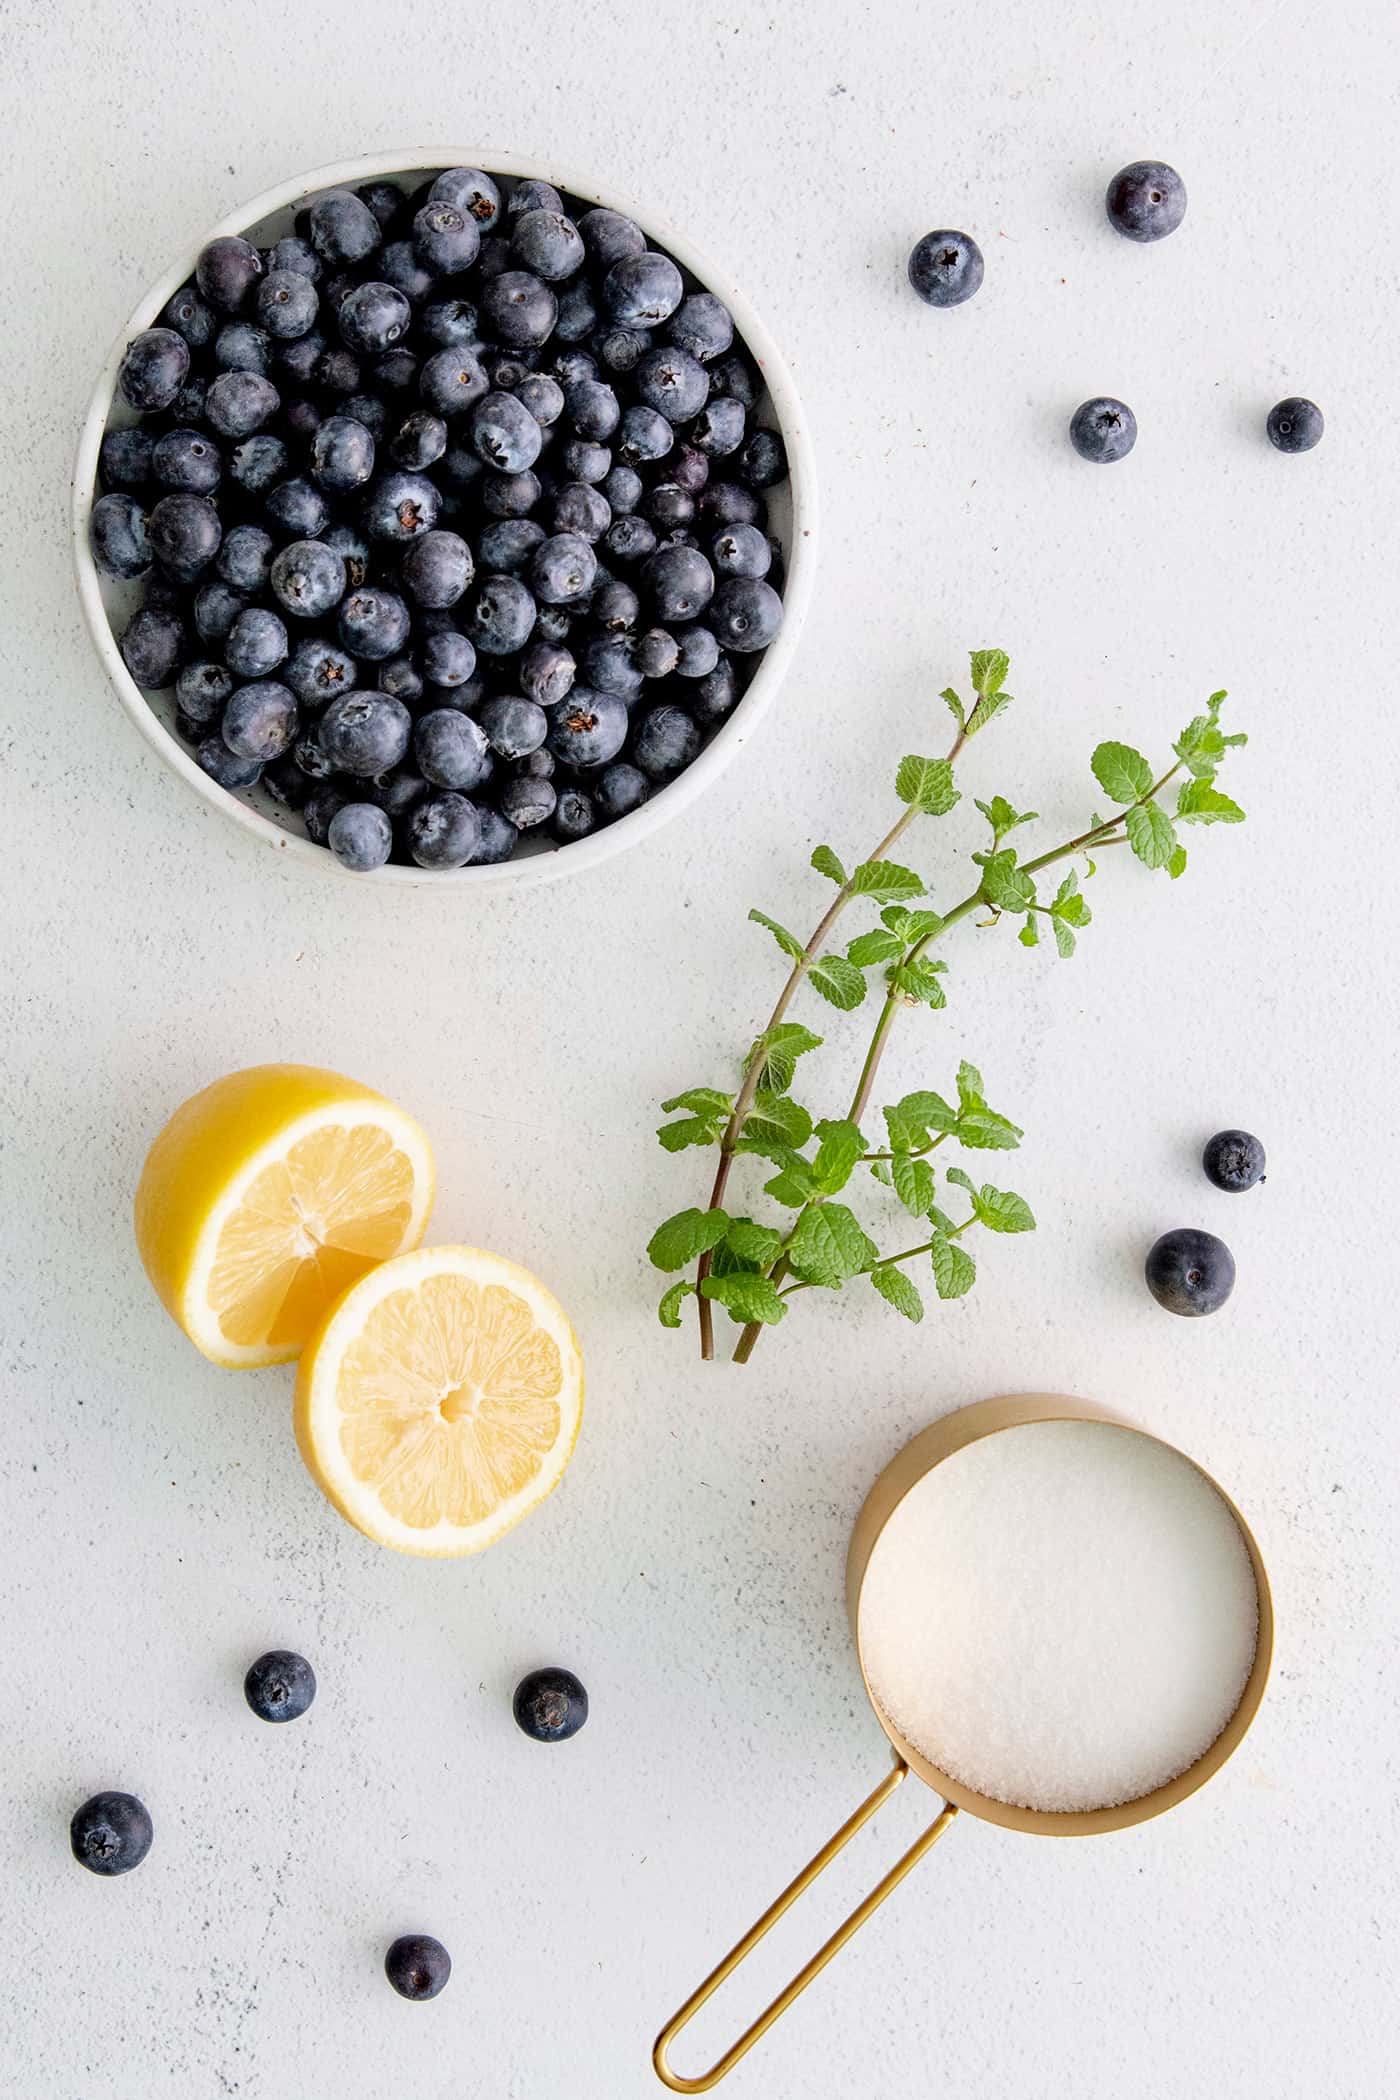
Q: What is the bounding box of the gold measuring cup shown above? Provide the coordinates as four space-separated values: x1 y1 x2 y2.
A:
653 1393 1273 2092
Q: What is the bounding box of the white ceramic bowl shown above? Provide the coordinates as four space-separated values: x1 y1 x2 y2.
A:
73 149 817 888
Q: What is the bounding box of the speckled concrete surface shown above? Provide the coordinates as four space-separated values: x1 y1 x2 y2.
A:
3 3 1398 2095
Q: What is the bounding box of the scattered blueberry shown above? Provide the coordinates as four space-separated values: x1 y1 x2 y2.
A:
265 475 328 537
707 575 783 653
243 1649 317 1722
408 791 481 869
147 491 221 580
1105 161 1187 243
385 1934 452 2001
217 522 274 593
1069 397 1137 463
1266 398 1323 454
644 543 714 621
1144 1228 1236 1316
257 268 319 340
413 200 481 277
604 251 684 327
70 1792 153 1876
512 1665 589 1742
308 188 382 268
546 688 628 767
327 802 393 872
204 370 279 440
431 167 501 227
1202 1130 1266 1193
907 231 984 308
175 659 234 723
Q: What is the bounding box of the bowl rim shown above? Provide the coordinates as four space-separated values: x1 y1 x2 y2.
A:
72 146 817 889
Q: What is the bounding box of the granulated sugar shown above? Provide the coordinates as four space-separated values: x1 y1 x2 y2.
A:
857 1420 1259 1813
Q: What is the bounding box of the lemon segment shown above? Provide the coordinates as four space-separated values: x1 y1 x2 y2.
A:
134 1065 435 1369
294 1246 584 1556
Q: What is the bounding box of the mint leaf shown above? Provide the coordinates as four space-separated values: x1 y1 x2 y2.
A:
699 1272 787 1325
956 1062 984 1105
945 1164 976 1199
1125 799 1178 871
1019 914 1038 947
847 927 905 967
952 1062 1023 1150
746 1091 812 1149
812 1118 866 1194
882 906 944 942
971 690 1013 732
1050 869 1090 926
975 794 1037 845
787 1202 878 1288
886 1090 958 1149
871 1265 924 1322
748 1021 822 1094
811 843 846 883
1176 780 1245 825
658 1280 696 1328
930 1233 976 1299
979 849 1036 913
764 1168 817 1208
647 1207 731 1271
895 755 960 815
724 1217 784 1265
851 859 924 900
940 686 965 730
660 1087 733 1117
1053 919 1076 958
868 1158 894 1187
970 648 1010 697
973 1183 1036 1233
749 907 806 960
810 955 867 1010
890 958 948 1008
891 1153 936 1216
1167 843 1188 880
1091 741 1154 804
657 1117 719 1152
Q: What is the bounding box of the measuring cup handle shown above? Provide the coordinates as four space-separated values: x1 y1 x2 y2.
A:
652 1757 959 2092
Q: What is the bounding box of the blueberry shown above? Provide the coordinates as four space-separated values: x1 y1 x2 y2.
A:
549 346 598 391
284 637 356 707
470 392 543 474
374 348 420 396
1105 161 1187 243
431 167 501 227
390 411 448 471
418 346 489 419
275 329 325 386
193 580 247 645
175 659 234 723
265 476 328 538
308 188 382 267
686 399 742 464
357 181 405 233
604 251 684 327
604 514 656 564
160 284 217 349
698 480 760 526
531 532 597 606
205 370 279 440
335 393 385 442
675 624 720 679
120 605 185 686
408 198 479 277
710 522 771 579
1266 398 1323 454
70 1792 153 1876
635 627 679 679
228 433 288 496
323 522 371 589
280 399 323 448
472 806 520 863
216 522 274 594
579 207 647 267
320 689 411 775
737 428 786 489
907 230 984 308
708 353 761 409
546 688 628 768
564 379 620 444
378 239 436 304
332 282 408 360
384 1934 452 2001
601 464 643 514
466 574 537 655
478 517 546 574
480 270 558 349
554 279 599 343
401 528 473 608
1070 397 1137 463
593 579 640 633
691 656 739 724
197 734 262 790
269 232 322 279
595 324 652 374
149 424 218 501
99 427 156 493
263 752 310 809
223 678 297 759
421 296 479 347
512 1665 588 1742
364 765 429 819
213 320 272 375
552 481 611 543
170 375 209 426
196 235 264 312
479 694 547 759
90 492 151 578
515 372 565 427
1202 1130 1266 1193
634 347 709 424
1144 1227 1235 1316
475 234 514 281
303 780 350 842
596 761 651 820
634 703 701 778
517 748 556 781
243 1649 317 1721
116 326 190 416
339 587 411 661
363 469 439 545
641 482 694 533
707 575 782 653
618 404 674 465
408 792 481 869
495 771 553 830
519 640 576 708
643 542 714 622
582 632 644 701
270 538 346 620
421 629 477 688
256 268 319 341
148 492 222 581
667 292 734 364
507 207 582 283
533 601 574 643
380 656 424 704
482 468 542 518
224 607 288 680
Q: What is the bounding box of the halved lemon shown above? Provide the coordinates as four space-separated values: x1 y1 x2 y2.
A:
294 1245 584 1556
134 1065 435 1369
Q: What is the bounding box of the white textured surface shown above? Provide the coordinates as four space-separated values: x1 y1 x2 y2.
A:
2 2 1398 2096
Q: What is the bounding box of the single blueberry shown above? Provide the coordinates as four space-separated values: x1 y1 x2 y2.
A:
1202 1130 1266 1193
152 426 221 496
618 404 674 465
478 517 547 574
160 283 217 348
515 373 565 426
274 328 325 385
472 805 519 862
70 1792 153 1877
691 656 739 724
148 492 222 581
604 251 684 327
604 515 657 565
374 347 419 396
594 324 652 374
364 470 439 544
213 320 272 375
596 761 651 821
336 281 411 359
558 439 609 487
634 347 709 425
385 1934 452 2002
334 393 385 442
308 188 382 267
643 542 715 622
228 433 288 496
554 279 599 343
480 270 558 350
243 1649 317 1721
1105 161 1187 243
322 522 371 590
270 539 346 621
413 199 481 276
269 233 322 280
99 427 155 493
579 207 647 267
466 575 537 655
531 532 598 606
390 411 448 472
265 476 328 538
1070 398 1137 463
378 238 435 304
512 1666 589 1742
635 627 680 680
469 392 543 474
216 523 274 594
641 483 695 533
710 522 771 580
256 269 319 341
196 235 264 312
482 468 542 519
737 429 787 489
303 781 350 843
516 748 556 781
707 575 782 653
430 167 501 227
175 659 234 724
319 690 411 775
548 346 598 390
691 396 746 459
223 678 298 759
402 529 473 609
1144 1228 1235 1316
545 688 629 768
566 378 621 442
698 480 761 526
224 607 288 681
90 492 151 579
499 773 556 829
552 481 611 542
327 802 393 872
205 370 279 440
421 629 478 688
380 656 424 704
511 208 585 282
338 587 412 661
634 703 701 778
408 792 481 869
193 580 247 645
284 638 356 708
421 296 479 347
675 625 721 679
120 605 185 686
197 734 263 790
307 414 376 495
551 786 596 842
418 347 490 420
1266 398 1323 453
581 632 644 701
478 694 548 759
593 579 640 633
519 640 576 708
667 292 734 364
601 464 643 515
364 765 429 819
533 601 574 643
907 231 984 308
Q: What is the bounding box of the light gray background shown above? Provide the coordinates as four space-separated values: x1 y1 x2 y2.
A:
3 2 1397 2095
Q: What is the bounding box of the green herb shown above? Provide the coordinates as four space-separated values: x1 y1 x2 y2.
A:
649 654 1249 1363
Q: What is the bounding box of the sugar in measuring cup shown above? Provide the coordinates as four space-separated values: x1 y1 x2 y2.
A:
653 1393 1273 2091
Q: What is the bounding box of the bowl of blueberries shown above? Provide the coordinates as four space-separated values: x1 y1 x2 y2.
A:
75 151 814 882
